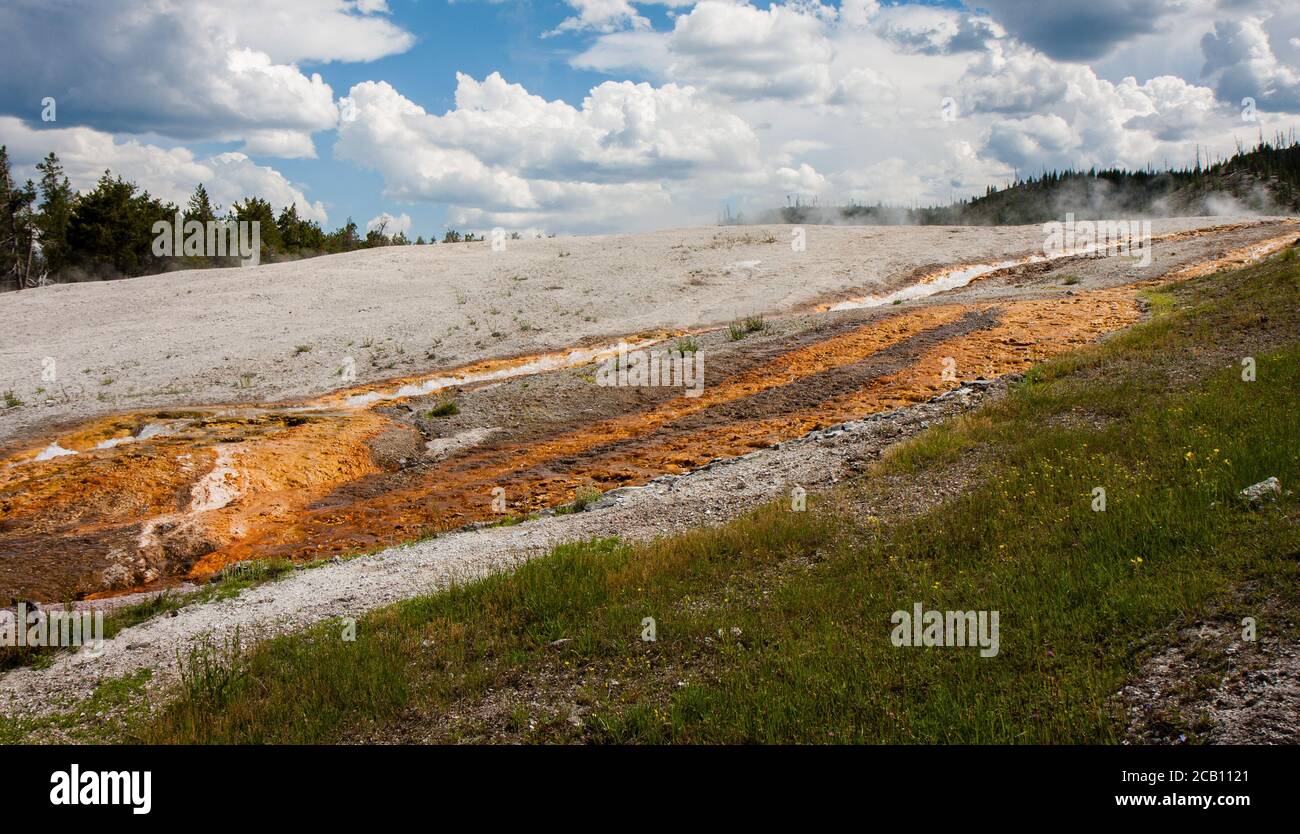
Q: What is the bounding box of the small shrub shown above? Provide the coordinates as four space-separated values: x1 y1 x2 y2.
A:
558 485 603 515
424 398 459 418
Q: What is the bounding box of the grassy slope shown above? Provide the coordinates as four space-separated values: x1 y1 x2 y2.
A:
27 251 1300 745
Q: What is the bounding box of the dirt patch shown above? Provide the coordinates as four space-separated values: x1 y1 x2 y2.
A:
1115 591 1300 745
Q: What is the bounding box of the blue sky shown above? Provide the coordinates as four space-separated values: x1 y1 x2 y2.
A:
260 0 636 234
2 0 1298 239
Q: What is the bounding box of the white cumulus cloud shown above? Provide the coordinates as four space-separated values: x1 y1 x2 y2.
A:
0 117 328 223
335 73 771 230
0 0 415 156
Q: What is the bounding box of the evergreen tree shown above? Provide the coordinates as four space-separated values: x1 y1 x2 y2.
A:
276 204 327 254
66 170 172 277
35 152 74 275
184 182 219 224
329 217 360 252
231 196 282 258
0 146 38 289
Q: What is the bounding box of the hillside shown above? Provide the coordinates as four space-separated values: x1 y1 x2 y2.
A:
2 223 1297 744
766 138 1300 227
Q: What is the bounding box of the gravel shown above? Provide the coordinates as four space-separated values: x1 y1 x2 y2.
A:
0 381 997 721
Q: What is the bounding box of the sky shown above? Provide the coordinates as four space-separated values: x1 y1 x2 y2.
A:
1 0 1299 239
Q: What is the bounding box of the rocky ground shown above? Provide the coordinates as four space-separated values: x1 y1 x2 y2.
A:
1 217 1297 742
0 218 1273 449
0 373 1006 731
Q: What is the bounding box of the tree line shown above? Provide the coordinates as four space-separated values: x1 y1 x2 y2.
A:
0 148 485 292
762 134 1300 227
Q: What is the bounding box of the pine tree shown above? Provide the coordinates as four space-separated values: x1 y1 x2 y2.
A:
329 217 359 252
0 146 38 289
66 170 172 278
184 182 219 223
35 152 74 276
231 196 282 258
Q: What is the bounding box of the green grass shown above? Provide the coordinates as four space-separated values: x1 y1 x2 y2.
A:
423 398 459 418
1139 288 1175 318
0 668 153 744
726 315 765 341
2 390 20 408
109 251 1300 743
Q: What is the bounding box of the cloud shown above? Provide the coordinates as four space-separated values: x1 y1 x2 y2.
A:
958 42 1072 115
335 73 769 230
548 0 696 35
1122 75 1222 140
875 6 1001 55
839 0 881 29
967 0 1180 61
240 129 322 160
951 37 1258 172
828 67 898 108
1201 18 1300 111
560 0 1288 217
550 0 649 35
0 117 328 223
366 211 412 234
664 1 838 102
984 114 1077 169
775 162 828 193
575 1 837 103
0 0 415 155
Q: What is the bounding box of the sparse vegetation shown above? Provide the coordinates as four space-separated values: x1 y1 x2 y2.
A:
423 398 459 418
1 558 301 674
130 248 1300 745
557 485 603 515
728 316 765 341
